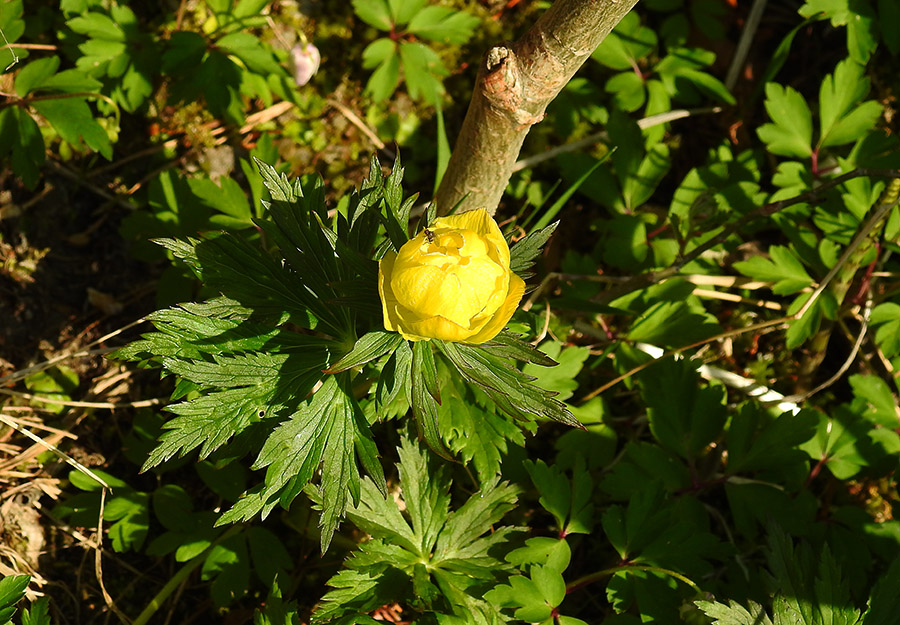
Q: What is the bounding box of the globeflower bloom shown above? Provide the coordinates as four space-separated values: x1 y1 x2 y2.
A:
378 209 525 343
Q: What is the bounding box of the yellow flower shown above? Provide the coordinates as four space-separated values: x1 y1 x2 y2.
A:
378 209 525 343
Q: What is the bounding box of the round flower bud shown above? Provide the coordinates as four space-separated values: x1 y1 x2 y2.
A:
378 209 525 343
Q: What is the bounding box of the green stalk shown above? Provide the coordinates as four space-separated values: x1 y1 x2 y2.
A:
567 564 701 595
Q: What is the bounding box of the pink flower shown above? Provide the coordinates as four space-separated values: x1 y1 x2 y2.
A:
290 43 320 87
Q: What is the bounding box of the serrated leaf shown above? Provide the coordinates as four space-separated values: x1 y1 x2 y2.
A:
734 245 813 294
439 374 524 481
870 302 900 357
479 331 558 366
217 374 377 553
0 575 30 624
819 58 882 148
863 556 900 625
525 458 594 536
353 0 392 30
757 83 813 158
509 222 558 276
437 341 581 428
411 340 451 459
325 331 403 373
406 6 479 44
592 12 657 70
316 437 519 623
696 599 774 625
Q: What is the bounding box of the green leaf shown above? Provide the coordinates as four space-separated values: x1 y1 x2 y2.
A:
522 341 589 402
353 0 392 30
398 41 445 104
800 408 868 479
217 32 284 76
411 340 450 459
819 58 882 148
696 599 774 625
388 0 427 25
506 537 572 573
218 375 374 553
848 375 899 428
605 71 646 112
31 98 112 159
640 358 727 460
725 404 817 475
757 82 814 158
0 107 44 188
864 556 900 625
510 222 558 276
626 301 721 347
486 575 551 622
870 302 900 357
799 0 877 63
734 245 813 294
66 11 123 40
187 176 253 228
376 341 412 419
0 575 30 624
439 372 524 480
14 56 60 96
480 331 558 367
437 341 580 428
525 458 594 535
406 6 479 44
104 490 151 552
364 48 401 102
675 68 735 105
316 437 519 623
21 597 50 625
592 12 657 70
325 331 404 373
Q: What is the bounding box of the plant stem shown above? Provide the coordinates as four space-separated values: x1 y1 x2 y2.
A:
435 0 639 216
131 525 243 625
566 564 701 595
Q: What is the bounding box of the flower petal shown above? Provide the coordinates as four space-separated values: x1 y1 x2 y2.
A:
393 309 481 342
378 251 402 333
433 209 510 269
464 272 525 344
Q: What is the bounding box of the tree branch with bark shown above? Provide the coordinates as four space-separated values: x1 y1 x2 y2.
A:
435 0 640 216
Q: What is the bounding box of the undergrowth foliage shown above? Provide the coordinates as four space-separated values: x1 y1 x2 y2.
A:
4 0 900 623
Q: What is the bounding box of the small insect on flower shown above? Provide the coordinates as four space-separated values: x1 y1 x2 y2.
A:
423 227 435 243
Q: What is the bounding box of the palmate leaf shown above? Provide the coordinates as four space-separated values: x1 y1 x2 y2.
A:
700 524 863 625
156 235 319 328
818 58 882 149
508 223 559 278
438 371 526 481
114 303 336 471
734 245 814 295
254 160 356 340
325 331 404 373
757 82 813 159
640 358 727 461
313 437 520 624
218 374 385 552
436 341 580 428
